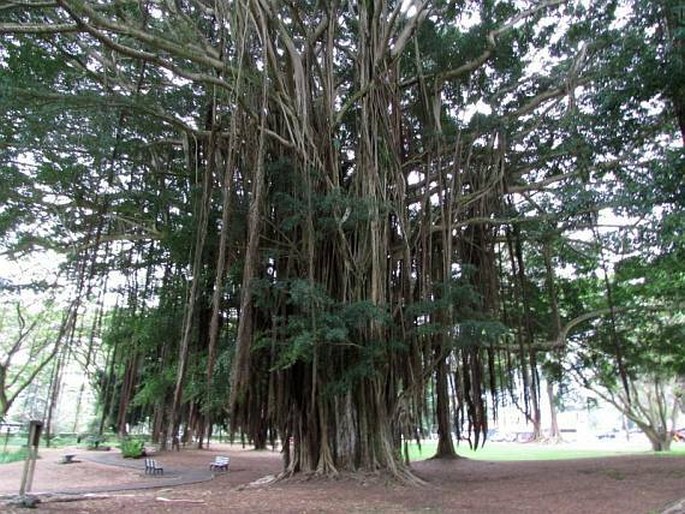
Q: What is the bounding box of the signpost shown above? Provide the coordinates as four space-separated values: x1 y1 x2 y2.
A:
18 420 43 498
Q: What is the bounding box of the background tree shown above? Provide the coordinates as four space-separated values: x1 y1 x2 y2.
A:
0 294 76 421
562 258 684 451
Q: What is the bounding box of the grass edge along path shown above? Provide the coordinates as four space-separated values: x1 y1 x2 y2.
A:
407 440 685 462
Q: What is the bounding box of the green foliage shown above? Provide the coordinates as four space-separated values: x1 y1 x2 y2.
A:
202 346 234 419
455 320 509 349
0 447 28 465
83 434 108 450
119 437 145 459
3 0 683 470
132 368 175 408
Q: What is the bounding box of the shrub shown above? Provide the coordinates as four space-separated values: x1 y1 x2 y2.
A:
83 434 108 450
120 438 145 459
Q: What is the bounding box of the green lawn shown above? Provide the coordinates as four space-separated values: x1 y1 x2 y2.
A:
0 447 29 464
406 440 685 462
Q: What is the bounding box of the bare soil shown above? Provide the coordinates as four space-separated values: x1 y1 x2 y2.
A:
1 443 684 513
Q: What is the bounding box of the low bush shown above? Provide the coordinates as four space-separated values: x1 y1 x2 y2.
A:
82 434 108 450
120 437 145 459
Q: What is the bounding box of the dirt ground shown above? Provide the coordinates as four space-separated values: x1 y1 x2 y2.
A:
1 443 684 513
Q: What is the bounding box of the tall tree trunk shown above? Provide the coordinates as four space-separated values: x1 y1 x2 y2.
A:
546 381 560 441
512 228 542 439
230 13 269 433
434 352 456 458
72 290 103 433
43 350 66 448
116 353 139 436
98 342 117 436
543 241 562 441
169 132 213 444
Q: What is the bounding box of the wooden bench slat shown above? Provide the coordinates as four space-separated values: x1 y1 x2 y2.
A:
144 457 164 475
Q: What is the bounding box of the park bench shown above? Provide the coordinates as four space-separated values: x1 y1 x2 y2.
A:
60 453 76 464
144 457 164 475
209 455 230 471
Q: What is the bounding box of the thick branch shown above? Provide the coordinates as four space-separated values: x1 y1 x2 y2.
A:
0 22 78 33
56 0 230 72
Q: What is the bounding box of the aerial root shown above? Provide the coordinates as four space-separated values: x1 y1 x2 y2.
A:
156 496 206 504
237 474 280 489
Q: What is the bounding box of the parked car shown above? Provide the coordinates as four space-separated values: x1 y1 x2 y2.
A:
596 430 618 440
487 429 516 442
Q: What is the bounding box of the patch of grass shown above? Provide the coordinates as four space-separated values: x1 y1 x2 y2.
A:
602 468 625 480
406 441 685 462
653 446 685 457
0 447 29 464
3 434 83 449
578 467 626 480
1 435 28 447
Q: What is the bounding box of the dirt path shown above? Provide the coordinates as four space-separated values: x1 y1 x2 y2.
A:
1 444 684 513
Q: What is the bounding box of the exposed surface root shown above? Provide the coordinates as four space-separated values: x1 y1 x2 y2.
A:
2 493 139 506
235 474 279 490
250 467 427 488
429 452 466 461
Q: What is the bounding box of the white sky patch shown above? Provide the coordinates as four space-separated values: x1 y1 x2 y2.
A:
0 45 9 67
407 170 422 186
0 251 66 300
640 97 666 116
458 7 482 30
149 5 163 19
177 114 198 130
16 151 38 171
402 0 418 18
160 67 192 87
460 99 492 125
609 3 631 30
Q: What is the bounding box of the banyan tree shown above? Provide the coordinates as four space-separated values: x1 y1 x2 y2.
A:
3 0 669 476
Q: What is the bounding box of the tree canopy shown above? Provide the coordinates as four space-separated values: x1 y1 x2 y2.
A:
1 0 682 475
